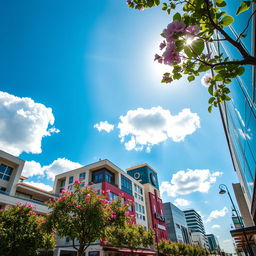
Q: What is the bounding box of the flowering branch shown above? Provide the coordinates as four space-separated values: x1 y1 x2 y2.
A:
126 0 256 112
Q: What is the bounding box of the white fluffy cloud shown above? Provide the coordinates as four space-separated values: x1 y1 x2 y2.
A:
22 158 82 180
0 91 59 156
94 121 114 133
206 207 228 223
211 224 221 229
160 169 223 197
24 181 53 192
173 198 191 207
118 107 200 152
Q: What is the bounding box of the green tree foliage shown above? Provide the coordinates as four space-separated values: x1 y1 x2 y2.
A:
158 239 209 256
0 203 55 256
126 0 256 112
106 224 155 253
46 180 131 256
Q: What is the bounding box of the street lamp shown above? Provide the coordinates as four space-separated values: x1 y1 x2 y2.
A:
218 184 253 256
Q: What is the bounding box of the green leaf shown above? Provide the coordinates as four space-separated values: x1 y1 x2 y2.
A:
221 15 234 26
173 73 182 80
224 95 231 101
216 0 226 7
191 39 204 56
208 84 214 95
173 12 181 21
214 74 223 81
208 105 213 113
208 97 215 104
236 1 251 15
188 75 195 82
147 0 154 7
184 46 195 58
237 66 245 76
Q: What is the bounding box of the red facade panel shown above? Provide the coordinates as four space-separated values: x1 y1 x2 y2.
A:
102 181 136 223
148 189 168 241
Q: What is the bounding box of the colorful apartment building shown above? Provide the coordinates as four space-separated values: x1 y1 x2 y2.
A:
0 149 168 256
0 149 55 215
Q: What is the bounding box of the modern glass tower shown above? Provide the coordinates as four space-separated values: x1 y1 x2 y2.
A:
211 0 256 225
206 234 220 252
163 202 190 244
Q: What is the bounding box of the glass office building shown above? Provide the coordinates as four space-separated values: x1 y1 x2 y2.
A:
211 0 256 224
206 234 220 252
163 202 190 243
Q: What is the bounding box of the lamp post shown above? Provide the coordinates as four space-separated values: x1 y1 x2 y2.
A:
218 184 253 256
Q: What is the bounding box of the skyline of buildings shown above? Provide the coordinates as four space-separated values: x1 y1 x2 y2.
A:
0 148 227 255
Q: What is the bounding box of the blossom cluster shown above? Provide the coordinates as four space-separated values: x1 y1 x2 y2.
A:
155 20 199 65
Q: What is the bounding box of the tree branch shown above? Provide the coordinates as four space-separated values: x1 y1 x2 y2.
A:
204 0 250 59
237 8 256 41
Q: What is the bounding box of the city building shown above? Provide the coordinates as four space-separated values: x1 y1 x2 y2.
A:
183 209 208 249
126 164 168 242
209 1 256 253
163 202 190 244
211 0 256 227
1 150 167 256
206 234 220 252
52 161 168 255
0 149 55 214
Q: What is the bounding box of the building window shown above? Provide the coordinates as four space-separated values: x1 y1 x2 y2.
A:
79 172 86 180
92 169 115 185
68 185 73 191
109 192 118 201
88 252 100 256
60 179 66 187
0 164 13 181
80 182 85 187
69 176 74 184
0 187 6 192
121 175 133 195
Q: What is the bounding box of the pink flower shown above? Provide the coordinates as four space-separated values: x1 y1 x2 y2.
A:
86 194 91 198
154 54 163 64
163 21 186 41
205 52 211 59
125 211 130 216
159 41 166 50
126 0 132 4
163 76 172 83
74 179 81 185
76 205 81 208
61 188 68 193
138 5 144 11
106 189 110 193
186 25 199 35
119 192 124 197
111 214 117 219
163 47 181 65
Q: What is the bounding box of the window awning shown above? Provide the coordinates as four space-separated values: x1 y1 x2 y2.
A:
103 247 157 255
230 226 256 249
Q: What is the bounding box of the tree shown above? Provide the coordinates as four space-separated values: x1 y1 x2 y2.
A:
46 180 131 256
158 239 208 256
106 224 155 255
0 203 55 256
158 239 179 255
126 0 256 112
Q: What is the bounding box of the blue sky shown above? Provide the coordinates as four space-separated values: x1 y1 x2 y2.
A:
0 0 242 252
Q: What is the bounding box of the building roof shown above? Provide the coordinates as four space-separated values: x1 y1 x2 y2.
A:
17 182 55 196
126 163 157 174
